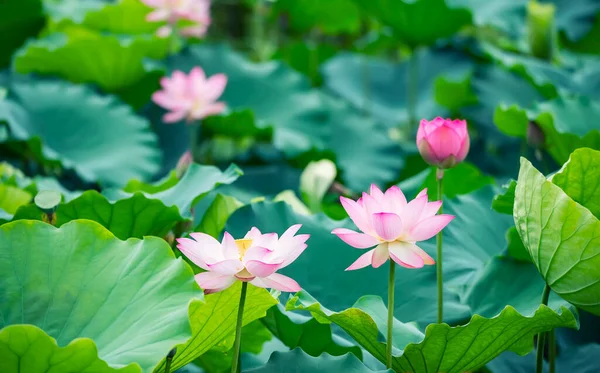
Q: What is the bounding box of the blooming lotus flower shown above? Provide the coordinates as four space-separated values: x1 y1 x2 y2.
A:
142 0 211 38
176 225 309 293
417 117 470 169
332 185 454 270
152 67 227 123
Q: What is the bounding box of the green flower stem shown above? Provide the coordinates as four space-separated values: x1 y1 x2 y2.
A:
536 284 552 373
386 261 396 369
189 122 199 162
231 281 248 373
407 48 419 133
436 168 444 324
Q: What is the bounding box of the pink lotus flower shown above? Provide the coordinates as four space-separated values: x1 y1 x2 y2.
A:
332 185 454 270
176 225 309 294
417 117 470 169
142 0 211 38
152 67 227 123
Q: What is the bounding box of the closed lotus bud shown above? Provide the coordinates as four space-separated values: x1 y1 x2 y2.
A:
527 0 556 61
176 150 193 179
527 121 545 149
416 117 470 169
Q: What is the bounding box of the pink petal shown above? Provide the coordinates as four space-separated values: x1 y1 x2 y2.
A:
192 102 226 119
331 228 379 249
416 188 428 199
388 242 425 268
361 192 382 216
417 138 441 165
244 227 262 240
372 212 403 241
454 134 470 163
340 197 371 233
400 195 428 230
369 184 385 204
195 272 236 294
176 237 209 270
152 91 177 109
245 260 282 277
251 232 278 250
346 249 375 271
205 73 228 101
384 185 407 214
147 8 169 21
221 232 240 260
163 110 187 123
206 259 244 275
421 201 442 219
371 243 389 268
252 273 301 292
156 25 172 38
243 246 272 262
427 125 463 159
410 244 435 265
449 119 468 138
277 243 307 268
408 214 455 241
281 224 302 240
189 67 206 85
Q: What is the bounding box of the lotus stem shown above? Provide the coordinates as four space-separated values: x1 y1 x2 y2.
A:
548 328 556 373
231 282 248 373
386 261 396 369
536 284 551 373
436 168 444 324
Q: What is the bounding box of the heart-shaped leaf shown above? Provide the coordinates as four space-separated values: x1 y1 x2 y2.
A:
0 79 161 186
0 325 138 373
0 220 200 371
288 291 578 373
153 282 278 372
514 157 600 314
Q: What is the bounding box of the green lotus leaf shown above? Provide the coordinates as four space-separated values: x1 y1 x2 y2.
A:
0 79 161 186
153 282 278 372
420 163 495 199
0 0 44 68
225 186 512 325
13 30 168 106
288 291 578 373
0 183 31 218
274 0 361 34
246 348 390 373
196 193 244 239
514 158 600 315
322 48 473 127
0 325 138 373
353 0 471 47
0 220 201 371
551 147 600 218
492 180 517 215
262 304 360 357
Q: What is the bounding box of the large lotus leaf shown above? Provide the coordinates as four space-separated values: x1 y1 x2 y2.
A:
46 0 159 34
494 97 600 164
451 0 600 41
104 163 242 218
288 291 578 373
0 79 161 186
153 282 278 372
262 304 360 357
0 325 138 373
274 0 361 34
0 220 200 371
0 183 31 217
353 0 471 47
551 148 600 218
0 0 45 68
514 158 600 315
225 186 512 325
168 44 327 157
13 30 168 105
196 193 244 238
419 163 495 199
246 349 390 373
322 48 473 127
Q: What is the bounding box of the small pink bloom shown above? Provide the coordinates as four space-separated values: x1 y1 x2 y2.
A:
177 225 309 294
142 0 211 39
152 67 227 123
416 117 470 169
332 185 454 270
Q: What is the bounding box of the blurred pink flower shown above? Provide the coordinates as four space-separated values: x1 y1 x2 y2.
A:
417 117 470 169
177 225 309 294
143 0 211 38
152 67 227 123
332 185 454 270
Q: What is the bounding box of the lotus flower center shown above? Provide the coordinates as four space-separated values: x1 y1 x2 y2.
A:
235 238 253 259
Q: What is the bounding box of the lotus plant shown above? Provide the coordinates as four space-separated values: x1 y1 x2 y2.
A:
332 184 454 369
416 116 470 324
142 0 212 39
177 225 309 373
